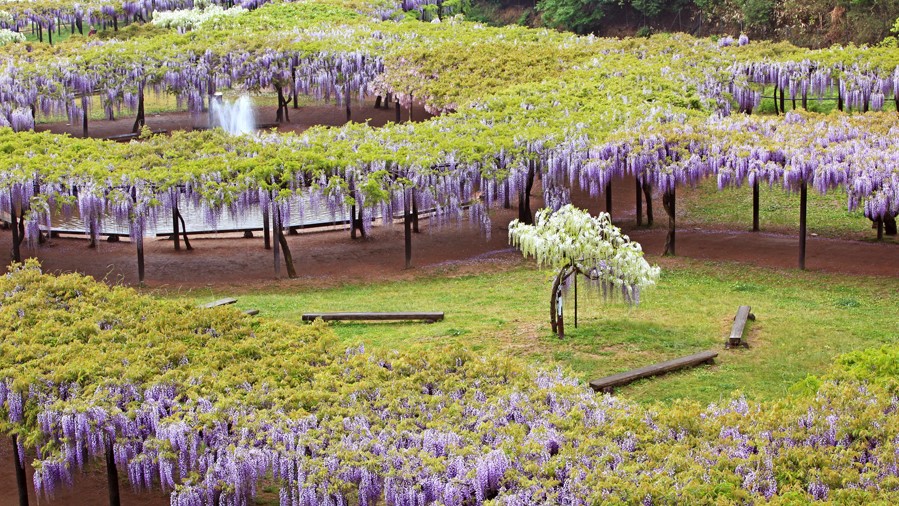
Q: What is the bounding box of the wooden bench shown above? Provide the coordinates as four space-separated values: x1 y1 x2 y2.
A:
199 298 259 316
201 298 238 309
301 312 444 323
589 350 718 393
725 305 755 349
103 130 168 142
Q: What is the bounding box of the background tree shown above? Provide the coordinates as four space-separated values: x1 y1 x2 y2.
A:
509 205 660 338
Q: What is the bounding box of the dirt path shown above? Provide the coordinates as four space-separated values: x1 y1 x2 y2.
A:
0 444 170 506
34 100 434 138
2 173 895 292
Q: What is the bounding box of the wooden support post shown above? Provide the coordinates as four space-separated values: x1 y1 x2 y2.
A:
292 66 299 109
350 204 357 239
752 178 759 232
345 85 351 123
395 99 400 123
12 435 28 506
573 272 578 329
411 189 419 233
801 90 807 110
635 177 643 226
605 180 612 218
106 440 120 506
798 180 807 270
81 95 89 138
262 208 271 250
408 94 413 123
136 236 145 284
404 189 412 269
779 87 785 113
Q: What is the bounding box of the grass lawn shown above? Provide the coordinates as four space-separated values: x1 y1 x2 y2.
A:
168 257 898 406
678 178 895 242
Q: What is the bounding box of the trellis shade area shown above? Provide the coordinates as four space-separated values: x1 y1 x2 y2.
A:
0 0 896 280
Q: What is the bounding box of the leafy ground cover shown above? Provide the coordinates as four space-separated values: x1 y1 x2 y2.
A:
679 179 896 242
3 261 899 504
178 256 899 406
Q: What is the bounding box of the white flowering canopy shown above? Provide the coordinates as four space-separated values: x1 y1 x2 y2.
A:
509 205 660 300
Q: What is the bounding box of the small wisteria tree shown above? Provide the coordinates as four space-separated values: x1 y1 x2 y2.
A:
510 205 660 338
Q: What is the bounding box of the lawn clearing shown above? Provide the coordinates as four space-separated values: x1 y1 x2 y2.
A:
679 178 895 242
172 257 899 406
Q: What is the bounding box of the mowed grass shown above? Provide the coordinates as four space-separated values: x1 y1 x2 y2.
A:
678 178 896 242
171 258 898 405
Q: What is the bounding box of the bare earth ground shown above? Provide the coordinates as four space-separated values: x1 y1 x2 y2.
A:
1 108 897 506
34 100 434 138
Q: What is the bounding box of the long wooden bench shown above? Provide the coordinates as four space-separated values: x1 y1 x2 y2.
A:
302 312 444 323
589 350 718 393
199 298 258 315
725 305 755 349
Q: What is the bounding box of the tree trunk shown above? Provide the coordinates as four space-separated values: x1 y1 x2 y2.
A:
374 95 382 108
350 204 357 239
12 435 28 506
177 210 192 250
549 266 574 339
172 200 180 251
885 215 897 236
780 87 786 113
662 188 676 256
273 202 281 277
395 99 400 123
798 180 807 270
503 179 511 209
837 86 844 112
276 209 296 278
773 84 779 115
106 439 120 506
635 177 643 226
132 85 145 133
643 181 654 226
